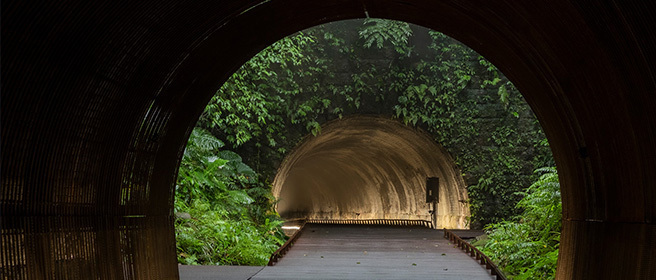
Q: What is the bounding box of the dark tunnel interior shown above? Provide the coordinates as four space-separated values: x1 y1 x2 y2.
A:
2 1 656 279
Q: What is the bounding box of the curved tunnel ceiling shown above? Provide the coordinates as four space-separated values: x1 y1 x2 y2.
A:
3 1 656 279
273 116 469 229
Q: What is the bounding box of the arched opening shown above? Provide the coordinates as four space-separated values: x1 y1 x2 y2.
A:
154 3 655 278
175 18 554 271
3 1 654 279
272 116 469 228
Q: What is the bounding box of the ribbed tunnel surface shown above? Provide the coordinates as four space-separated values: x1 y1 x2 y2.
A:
3 1 656 279
273 116 469 228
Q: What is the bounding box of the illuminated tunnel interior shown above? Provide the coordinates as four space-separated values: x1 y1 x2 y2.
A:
272 116 469 228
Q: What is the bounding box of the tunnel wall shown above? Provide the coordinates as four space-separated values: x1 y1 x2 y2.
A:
2 1 655 279
272 116 470 228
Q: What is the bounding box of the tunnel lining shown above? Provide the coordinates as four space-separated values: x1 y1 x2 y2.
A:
3 1 655 279
272 116 470 228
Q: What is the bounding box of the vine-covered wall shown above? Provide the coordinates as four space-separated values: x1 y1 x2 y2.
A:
200 19 553 228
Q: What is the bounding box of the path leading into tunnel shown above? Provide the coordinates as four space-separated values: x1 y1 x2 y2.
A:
251 224 494 280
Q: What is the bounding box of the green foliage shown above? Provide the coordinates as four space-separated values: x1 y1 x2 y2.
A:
201 33 320 139
199 18 553 228
175 128 286 265
384 29 552 226
359 19 413 54
391 30 477 141
481 167 561 279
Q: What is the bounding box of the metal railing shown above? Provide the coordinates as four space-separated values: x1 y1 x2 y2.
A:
268 221 307 266
444 228 507 280
307 218 433 228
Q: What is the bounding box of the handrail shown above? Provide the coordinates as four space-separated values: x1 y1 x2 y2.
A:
268 220 307 266
443 228 507 280
306 218 433 228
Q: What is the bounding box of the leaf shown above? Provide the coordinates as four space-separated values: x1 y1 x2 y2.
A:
218 151 242 162
428 86 437 95
498 84 509 108
206 156 228 165
190 128 225 151
228 190 254 204
235 162 256 177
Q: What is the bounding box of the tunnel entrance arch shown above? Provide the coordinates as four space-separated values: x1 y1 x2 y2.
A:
272 116 469 228
156 2 655 277
3 1 655 279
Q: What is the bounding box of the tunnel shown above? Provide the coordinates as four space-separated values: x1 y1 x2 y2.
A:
2 1 655 279
272 116 469 228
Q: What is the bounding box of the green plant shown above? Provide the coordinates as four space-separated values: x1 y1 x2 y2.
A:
198 18 553 229
359 18 413 55
175 128 286 265
481 167 561 279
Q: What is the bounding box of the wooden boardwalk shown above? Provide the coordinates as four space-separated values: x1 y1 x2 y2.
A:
251 224 495 279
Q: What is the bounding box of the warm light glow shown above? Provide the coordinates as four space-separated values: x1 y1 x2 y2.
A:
281 226 301 230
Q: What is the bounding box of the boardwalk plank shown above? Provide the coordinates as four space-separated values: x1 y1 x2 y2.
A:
253 224 495 280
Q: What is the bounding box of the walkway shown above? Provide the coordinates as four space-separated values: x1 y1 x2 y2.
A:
252 224 494 279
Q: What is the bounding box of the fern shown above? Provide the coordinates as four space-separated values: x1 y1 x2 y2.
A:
359 19 413 54
481 167 560 279
175 128 286 265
